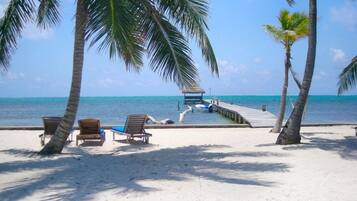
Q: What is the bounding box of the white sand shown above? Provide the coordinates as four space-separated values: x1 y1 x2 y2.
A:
0 126 356 201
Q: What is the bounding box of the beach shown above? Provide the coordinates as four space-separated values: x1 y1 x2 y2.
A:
1 125 356 201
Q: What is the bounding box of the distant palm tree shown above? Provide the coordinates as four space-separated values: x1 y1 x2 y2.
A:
0 0 218 155
338 56 357 94
264 10 308 133
277 0 317 144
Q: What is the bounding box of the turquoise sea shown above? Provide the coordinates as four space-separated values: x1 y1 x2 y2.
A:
0 96 356 126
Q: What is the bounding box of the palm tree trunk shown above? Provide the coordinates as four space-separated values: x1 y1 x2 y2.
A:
271 46 291 133
39 0 87 155
276 0 317 144
289 66 302 90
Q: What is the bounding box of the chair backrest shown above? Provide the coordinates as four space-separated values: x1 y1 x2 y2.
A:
42 117 62 135
78 119 100 135
124 114 147 134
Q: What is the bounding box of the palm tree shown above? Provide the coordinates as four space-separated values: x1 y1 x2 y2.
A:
264 10 308 133
338 56 357 94
0 0 218 155
276 0 317 144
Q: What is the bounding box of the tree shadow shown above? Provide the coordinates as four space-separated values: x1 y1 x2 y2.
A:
78 141 104 147
0 149 37 157
282 135 357 160
114 143 156 153
300 132 336 136
0 145 289 201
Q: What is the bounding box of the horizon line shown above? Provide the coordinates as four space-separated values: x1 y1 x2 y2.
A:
0 94 356 99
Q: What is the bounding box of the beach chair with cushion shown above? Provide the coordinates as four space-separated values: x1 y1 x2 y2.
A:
39 116 73 146
111 114 152 144
77 118 106 146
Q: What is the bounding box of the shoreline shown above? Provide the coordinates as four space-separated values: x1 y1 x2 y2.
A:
0 123 356 130
1 95 357 98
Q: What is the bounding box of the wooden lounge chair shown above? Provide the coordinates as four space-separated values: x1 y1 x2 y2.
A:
39 116 73 146
111 114 152 144
77 118 105 146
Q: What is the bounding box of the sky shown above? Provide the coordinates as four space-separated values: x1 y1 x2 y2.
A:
0 0 356 97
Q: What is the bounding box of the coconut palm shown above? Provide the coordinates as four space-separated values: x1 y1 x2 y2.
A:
264 10 308 133
276 0 317 144
0 0 218 155
338 56 357 94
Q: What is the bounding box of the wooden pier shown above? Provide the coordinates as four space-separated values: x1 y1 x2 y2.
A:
205 100 277 128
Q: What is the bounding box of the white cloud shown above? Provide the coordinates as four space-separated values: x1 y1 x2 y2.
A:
218 59 247 75
256 69 271 77
216 59 267 89
2 72 25 80
34 76 44 82
253 57 263 64
23 23 54 40
315 71 327 81
97 77 124 88
330 48 346 62
331 1 357 31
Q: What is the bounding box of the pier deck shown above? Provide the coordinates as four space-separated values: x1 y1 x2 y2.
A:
205 100 277 128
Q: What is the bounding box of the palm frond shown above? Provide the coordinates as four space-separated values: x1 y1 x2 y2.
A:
265 10 308 47
85 0 144 70
157 0 218 76
279 9 290 30
338 56 357 94
264 24 284 43
0 0 35 70
290 12 308 38
37 0 61 29
137 0 197 87
286 0 295 6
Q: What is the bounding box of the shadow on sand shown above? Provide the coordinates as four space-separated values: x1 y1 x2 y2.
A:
257 132 357 160
281 135 357 160
0 145 289 201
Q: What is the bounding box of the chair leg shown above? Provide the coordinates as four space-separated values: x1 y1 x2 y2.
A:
76 138 78 146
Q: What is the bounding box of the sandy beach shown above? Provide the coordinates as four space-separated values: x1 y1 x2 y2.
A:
0 125 356 201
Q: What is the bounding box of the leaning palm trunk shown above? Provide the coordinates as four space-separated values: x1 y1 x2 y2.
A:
276 0 317 144
289 66 302 89
271 47 291 133
39 0 87 155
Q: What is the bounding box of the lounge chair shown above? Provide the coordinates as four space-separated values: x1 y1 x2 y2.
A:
39 116 73 146
111 114 152 144
77 118 105 146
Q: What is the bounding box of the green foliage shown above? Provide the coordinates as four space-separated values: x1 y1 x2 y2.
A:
338 56 357 94
0 0 35 70
158 0 218 75
37 0 61 29
140 2 197 87
0 0 218 87
264 10 308 48
85 0 144 69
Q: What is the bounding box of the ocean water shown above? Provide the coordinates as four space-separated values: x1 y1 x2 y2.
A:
0 96 356 126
